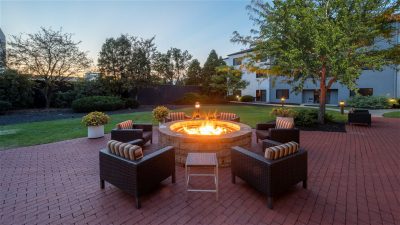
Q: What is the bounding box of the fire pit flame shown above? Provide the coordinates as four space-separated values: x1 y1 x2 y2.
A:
183 120 227 135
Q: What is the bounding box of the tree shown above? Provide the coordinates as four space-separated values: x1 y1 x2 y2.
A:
232 0 400 124
153 52 174 84
186 59 202 85
98 35 156 97
7 27 91 108
200 50 226 92
211 65 249 96
153 47 192 85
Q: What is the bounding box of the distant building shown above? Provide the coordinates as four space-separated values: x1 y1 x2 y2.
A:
0 28 6 72
225 23 400 104
84 72 101 81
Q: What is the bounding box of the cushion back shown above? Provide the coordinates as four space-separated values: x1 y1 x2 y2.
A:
264 141 299 160
107 140 143 160
219 112 237 120
169 112 186 121
117 120 133 130
275 117 295 129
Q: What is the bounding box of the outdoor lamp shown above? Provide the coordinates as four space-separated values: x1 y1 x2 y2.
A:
236 95 240 101
195 102 200 118
280 97 286 107
339 100 345 114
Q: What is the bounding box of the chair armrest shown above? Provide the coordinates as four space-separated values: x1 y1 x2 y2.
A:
111 129 144 143
256 122 276 130
262 139 283 150
231 146 273 165
184 115 191 119
133 124 153 132
126 139 144 146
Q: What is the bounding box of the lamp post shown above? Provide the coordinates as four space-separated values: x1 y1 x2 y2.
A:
195 101 200 118
339 100 345 114
236 95 240 101
389 98 397 108
280 97 286 107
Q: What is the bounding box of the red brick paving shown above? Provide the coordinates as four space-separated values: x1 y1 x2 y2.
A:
1 117 400 225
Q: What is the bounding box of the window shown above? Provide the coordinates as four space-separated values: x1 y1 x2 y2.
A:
276 89 289 99
233 58 242 66
350 88 373 97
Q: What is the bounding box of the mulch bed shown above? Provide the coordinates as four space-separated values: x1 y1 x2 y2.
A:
298 122 346 132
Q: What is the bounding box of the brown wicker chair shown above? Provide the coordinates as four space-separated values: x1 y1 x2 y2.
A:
99 140 175 209
216 112 240 122
348 109 371 126
231 139 307 209
165 112 191 122
256 122 300 145
111 123 153 146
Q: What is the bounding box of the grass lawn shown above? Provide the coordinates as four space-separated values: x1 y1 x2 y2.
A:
383 111 400 118
0 105 347 149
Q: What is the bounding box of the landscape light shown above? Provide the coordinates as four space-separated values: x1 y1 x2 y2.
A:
280 97 286 107
339 100 345 114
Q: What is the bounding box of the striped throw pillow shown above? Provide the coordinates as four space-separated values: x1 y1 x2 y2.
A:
106 140 143 160
169 112 186 121
275 117 295 129
264 141 299 160
220 112 236 120
117 120 133 129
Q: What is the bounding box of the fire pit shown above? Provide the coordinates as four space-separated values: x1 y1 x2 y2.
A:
158 119 252 167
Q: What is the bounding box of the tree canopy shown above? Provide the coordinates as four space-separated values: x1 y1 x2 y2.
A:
233 0 400 123
200 49 226 93
98 34 156 97
186 59 202 85
7 27 91 107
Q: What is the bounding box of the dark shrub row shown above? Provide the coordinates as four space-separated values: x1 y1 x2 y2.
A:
72 96 125 113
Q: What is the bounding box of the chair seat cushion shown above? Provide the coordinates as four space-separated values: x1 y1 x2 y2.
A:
107 140 143 160
256 130 270 140
264 141 299 160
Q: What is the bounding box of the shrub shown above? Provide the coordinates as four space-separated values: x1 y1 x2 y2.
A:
347 95 391 109
81 111 110 127
72 96 124 113
240 95 254 102
152 106 170 122
271 107 297 118
0 70 34 108
123 98 140 109
294 108 335 127
53 90 77 108
0 100 12 114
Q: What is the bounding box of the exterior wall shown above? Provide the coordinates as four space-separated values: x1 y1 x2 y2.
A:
0 28 5 70
224 52 271 102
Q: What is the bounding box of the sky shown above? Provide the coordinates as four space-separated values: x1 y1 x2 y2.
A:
0 0 254 67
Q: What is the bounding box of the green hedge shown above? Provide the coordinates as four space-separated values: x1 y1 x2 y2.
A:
71 96 125 113
240 95 254 102
0 100 12 114
294 108 334 127
347 95 391 109
123 98 140 109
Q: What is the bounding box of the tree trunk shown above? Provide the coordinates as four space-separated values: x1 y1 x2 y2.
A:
318 65 327 124
43 84 52 109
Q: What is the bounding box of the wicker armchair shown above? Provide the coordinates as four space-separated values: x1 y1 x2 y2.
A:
165 112 191 122
216 112 240 122
256 122 300 145
111 124 153 146
231 139 307 209
348 109 371 126
99 141 175 209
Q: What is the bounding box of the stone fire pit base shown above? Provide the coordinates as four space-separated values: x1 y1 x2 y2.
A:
158 120 252 167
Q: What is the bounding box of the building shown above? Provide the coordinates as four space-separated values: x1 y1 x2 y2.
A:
0 28 6 71
225 25 400 105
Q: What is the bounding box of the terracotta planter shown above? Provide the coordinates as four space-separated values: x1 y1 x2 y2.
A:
88 125 104 139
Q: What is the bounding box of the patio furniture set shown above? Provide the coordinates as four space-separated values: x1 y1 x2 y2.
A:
99 111 308 209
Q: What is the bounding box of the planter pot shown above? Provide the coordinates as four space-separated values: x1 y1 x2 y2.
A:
88 125 104 139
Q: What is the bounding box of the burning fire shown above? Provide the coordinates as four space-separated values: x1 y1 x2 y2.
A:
183 120 228 135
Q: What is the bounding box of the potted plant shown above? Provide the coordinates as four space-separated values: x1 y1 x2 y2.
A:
152 106 169 127
82 111 110 138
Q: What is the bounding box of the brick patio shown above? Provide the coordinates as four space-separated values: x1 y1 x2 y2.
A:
1 118 399 225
